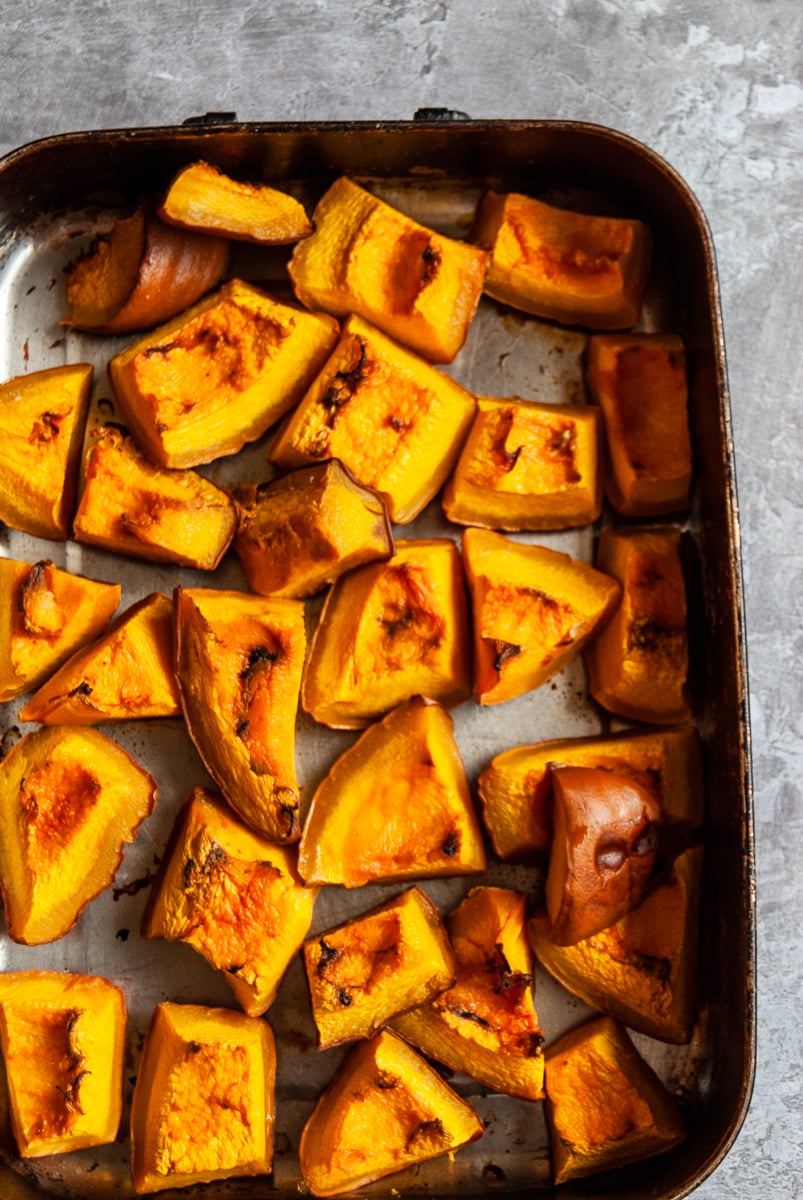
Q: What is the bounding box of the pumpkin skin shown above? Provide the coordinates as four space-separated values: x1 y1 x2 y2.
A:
0 971 126 1158
159 159 313 244
544 1016 685 1184
130 1001 275 1195
299 1029 483 1197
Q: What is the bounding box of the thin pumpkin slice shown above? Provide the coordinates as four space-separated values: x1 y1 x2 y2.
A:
19 592 180 724
299 1029 483 1197
159 159 313 243
298 696 487 887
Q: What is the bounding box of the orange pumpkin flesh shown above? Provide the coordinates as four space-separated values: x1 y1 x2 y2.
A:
159 159 313 244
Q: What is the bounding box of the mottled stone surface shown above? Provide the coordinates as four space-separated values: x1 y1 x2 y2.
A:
1 0 801 1195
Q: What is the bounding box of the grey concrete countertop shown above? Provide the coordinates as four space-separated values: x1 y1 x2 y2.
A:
0 1 800 1197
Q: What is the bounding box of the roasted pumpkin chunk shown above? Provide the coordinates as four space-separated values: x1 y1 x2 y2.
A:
0 726 156 944
142 787 317 1016
234 459 394 598
477 723 704 862
108 278 340 469
391 887 545 1101
544 1015 685 1183
299 1028 483 1197
442 395 601 531
585 526 691 724
0 363 92 540
303 885 456 1050
174 587 305 843
0 971 126 1158
288 175 488 364
73 424 237 570
585 333 692 516
159 159 313 244
0 558 120 703
462 527 620 705
63 203 228 334
473 190 652 330
298 696 487 887
269 314 477 523
130 1001 275 1195
530 846 703 1045
19 592 179 724
302 538 471 729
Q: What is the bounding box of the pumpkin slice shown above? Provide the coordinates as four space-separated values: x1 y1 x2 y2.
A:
174 587 305 844
462 527 620 705
391 887 545 1101
130 1001 275 1195
0 558 120 703
19 592 179 724
269 314 477 523
544 1016 685 1183
289 175 488 364
0 363 92 540
299 1029 483 1197
298 696 486 887
0 971 126 1158
303 885 456 1050
159 159 313 243
108 278 340 469
0 726 157 945
73 424 236 570
142 787 317 1016
302 538 471 729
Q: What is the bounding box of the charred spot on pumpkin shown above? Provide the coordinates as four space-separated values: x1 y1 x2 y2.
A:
421 241 441 285
628 617 674 653
336 988 352 1008
386 413 413 433
142 340 180 359
227 963 246 975
317 939 340 973
322 336 368 427
186 1040 202 1056
491 409 523 474
375 1070 400 1090
239 643 280 679
182 857 197 889
442 829 461 857
407 1117 446 1148
30 411 64 443
491 639 521 672
68 681 94 698
236 719 250 740
445 1005 493 1030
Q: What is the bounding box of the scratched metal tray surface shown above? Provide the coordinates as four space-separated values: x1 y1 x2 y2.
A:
0 117 754 1200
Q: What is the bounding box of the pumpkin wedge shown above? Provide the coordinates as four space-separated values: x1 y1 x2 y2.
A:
298 696 486 887
142 787 317 1016
0 558 120 703
0 971 126 1158
462 527 620 705
299 1029 483 1197
174 587 305 843
0 726 157 944
0 363 92 540
130 1001 275 1194
303 885 456 1050
391 887 545 1101
19 592 179 724
159 159 313 244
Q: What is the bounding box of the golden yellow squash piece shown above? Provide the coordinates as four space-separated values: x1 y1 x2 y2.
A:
302 538 471 729
299 1029 483 1197
174 587 306 843
442 395 602 531
303 885 456 1050
130 1001 275 1195
0 363 92 540
142 788 317 1016
269 314 477 522
298 696 487 887
0 971 126 1158
0 558 120 703
0 726 157 944
159 159 313 243
462 527 621 705
288 175 488 364
73 424 237 570
108 278 340 469
544 1015 685 1183
473 190 652 330
391 887 545 1101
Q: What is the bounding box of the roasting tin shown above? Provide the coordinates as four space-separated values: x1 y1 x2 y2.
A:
0 115 754 1199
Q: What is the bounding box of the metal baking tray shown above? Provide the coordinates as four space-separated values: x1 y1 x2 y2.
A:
0 115 754 1199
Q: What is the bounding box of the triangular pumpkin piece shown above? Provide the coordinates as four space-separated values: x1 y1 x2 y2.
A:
299 1029 483 1197
19 592 179 724
462 527 621 704
299 696 486 886
0 558 120 702
0 364 93 539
